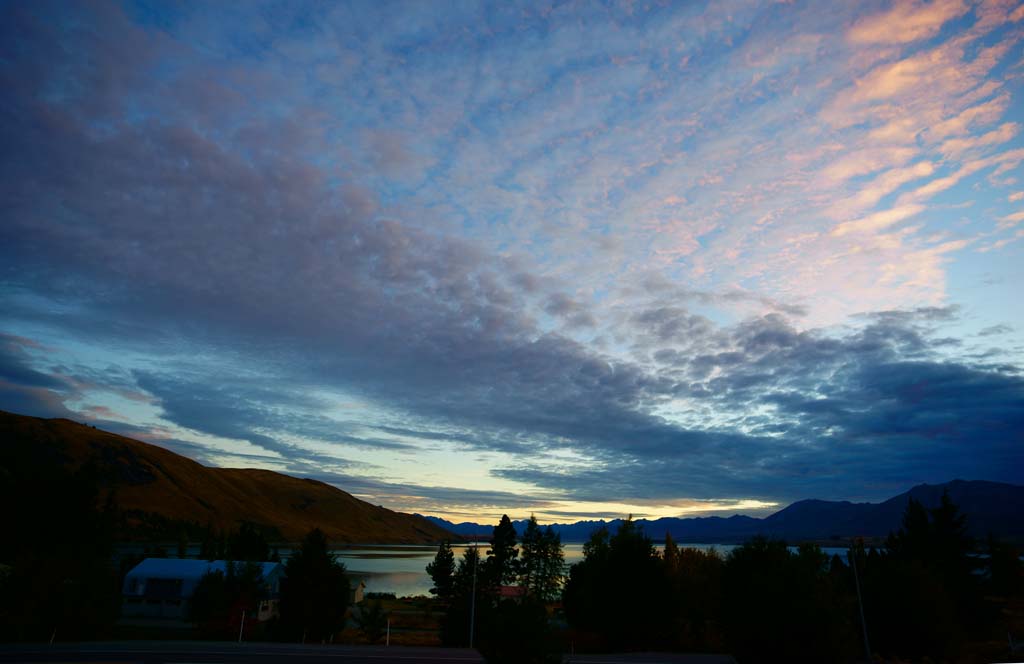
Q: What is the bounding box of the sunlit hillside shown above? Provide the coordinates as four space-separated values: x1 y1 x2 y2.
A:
0 410 453 543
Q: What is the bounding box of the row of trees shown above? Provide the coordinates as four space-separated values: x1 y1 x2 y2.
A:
564 494 1023 662
426 515 565 662
427 515 565 603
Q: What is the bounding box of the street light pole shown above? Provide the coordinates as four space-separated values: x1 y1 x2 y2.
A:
469 542 478 649
850 546 871 662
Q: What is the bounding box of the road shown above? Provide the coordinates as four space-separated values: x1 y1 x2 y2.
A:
0 642 484 663
0 642 737 664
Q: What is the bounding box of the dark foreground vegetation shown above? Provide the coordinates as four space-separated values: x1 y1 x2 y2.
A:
2 433 1022 662
0 440 354 643
561 493 1023 663
426 515 565 663
423 495 1024 663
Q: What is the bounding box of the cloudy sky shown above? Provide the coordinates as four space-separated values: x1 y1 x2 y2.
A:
2 0 1023 522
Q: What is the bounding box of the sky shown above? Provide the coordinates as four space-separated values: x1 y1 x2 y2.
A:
1 0 1023 524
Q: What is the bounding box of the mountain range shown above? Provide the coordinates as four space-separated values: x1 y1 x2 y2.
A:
4 409 1020 547
421 479 1024 543
0 410 452 543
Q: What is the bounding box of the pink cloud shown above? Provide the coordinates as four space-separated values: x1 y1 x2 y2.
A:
925 92 1011 140
819 147 916 183
979 228 1024 252
823 36 1015 131
831 203 927 236
938 121 1020 158
998 211 1024 229
900 148 1024 203
827 161 935 219
868 117 922 144
848 0 969 45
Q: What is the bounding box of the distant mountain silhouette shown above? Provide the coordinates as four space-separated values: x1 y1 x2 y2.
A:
421 479 1024 543
0 410 453 543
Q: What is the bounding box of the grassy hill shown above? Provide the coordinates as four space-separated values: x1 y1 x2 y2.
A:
0 410 453 543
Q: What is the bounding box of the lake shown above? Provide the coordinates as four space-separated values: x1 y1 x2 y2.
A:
117 541 852 597
332 542 852 597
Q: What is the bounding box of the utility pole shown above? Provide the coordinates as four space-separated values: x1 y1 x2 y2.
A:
850 546 871 662
469 542 478 649
238 609 246 643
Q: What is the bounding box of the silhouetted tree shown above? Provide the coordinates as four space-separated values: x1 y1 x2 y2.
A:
177 528 189 559
518 516 564 601
720 538 856 664
663 532 680 573
564 517 667 650
863 492 985 660
477 598 560 664
199 523 220 561
986 535 1023 597
485 515 519 588
354 600 388 644
189 569 229 633
426 540 456 602
664 543 724 651
278 528 350 642
441 545 484 647
0 460 120 642
227 522 271 562
188 561 265 639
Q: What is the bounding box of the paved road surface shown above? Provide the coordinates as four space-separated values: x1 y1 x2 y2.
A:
0 642 736 664
0 642 483 663
564 654 736 663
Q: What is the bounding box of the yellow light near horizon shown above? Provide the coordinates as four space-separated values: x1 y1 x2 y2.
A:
415 498 780 525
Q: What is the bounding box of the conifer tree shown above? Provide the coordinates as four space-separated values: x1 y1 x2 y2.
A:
485 515 519 587
279 528 350 642
426 540 456 602
535 523 564 601
663 531 680 574
518 516 543 593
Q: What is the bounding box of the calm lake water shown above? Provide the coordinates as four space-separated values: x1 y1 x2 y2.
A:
331 542 852 598
119 542 851 597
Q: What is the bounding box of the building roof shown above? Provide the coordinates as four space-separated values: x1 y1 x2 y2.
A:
125 558 282 582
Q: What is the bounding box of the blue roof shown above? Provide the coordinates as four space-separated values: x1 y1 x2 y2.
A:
123 558 285 598
125 558 282 582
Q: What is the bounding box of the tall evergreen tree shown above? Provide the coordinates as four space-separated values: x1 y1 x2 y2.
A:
519 516 563 600
518 516 543 593
485 515 519 587
453 545 482 598
441 545 484 647
279 528 351 642
721 538 855 663
663 532 680 574
426 540 456 602
535 524 564 601
868 490 983 660
564 517 665 650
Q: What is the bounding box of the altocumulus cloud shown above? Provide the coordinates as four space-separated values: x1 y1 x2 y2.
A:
1 1 1022 514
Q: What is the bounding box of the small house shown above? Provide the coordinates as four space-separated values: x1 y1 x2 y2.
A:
122 558 284 621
